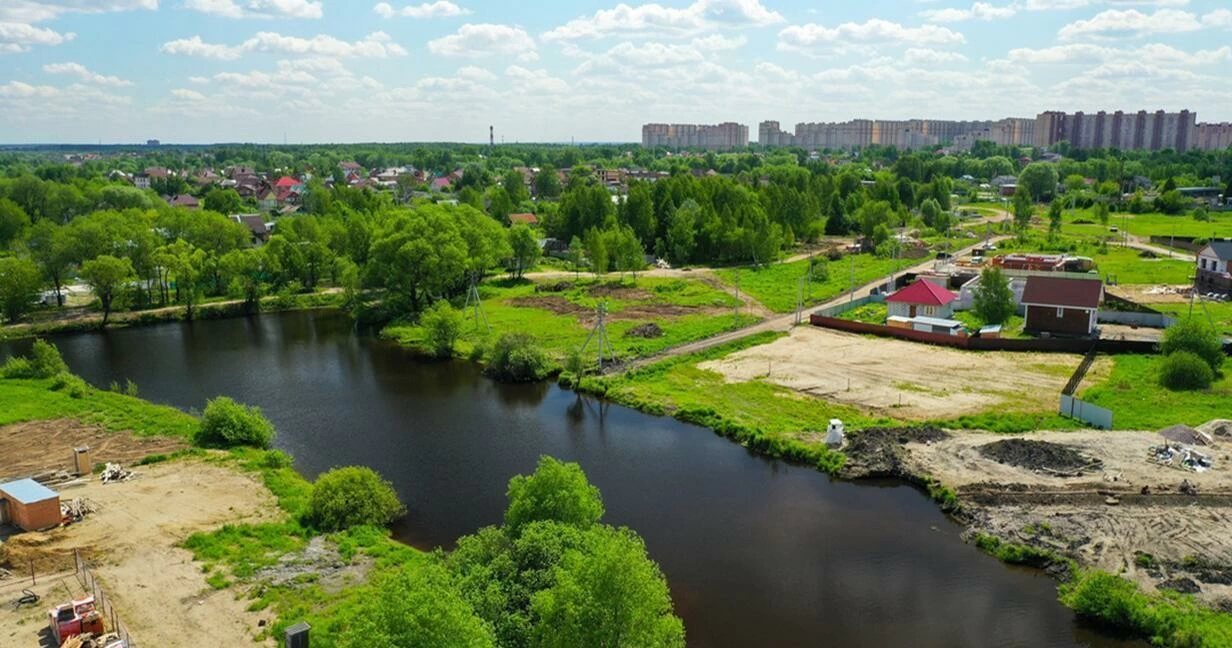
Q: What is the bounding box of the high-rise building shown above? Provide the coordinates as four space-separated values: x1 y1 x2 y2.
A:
1033 110 1198 152
757 117 1035 150
1195 122 1232 151
641 122 749 150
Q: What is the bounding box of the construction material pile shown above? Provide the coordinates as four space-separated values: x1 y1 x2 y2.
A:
61 633 126 648
1151 444 1214 472
625 323 664 338
61 497 98 522
978 438 1103 476
99 463 135 484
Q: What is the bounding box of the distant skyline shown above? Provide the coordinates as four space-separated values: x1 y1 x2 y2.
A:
2 0 1231 144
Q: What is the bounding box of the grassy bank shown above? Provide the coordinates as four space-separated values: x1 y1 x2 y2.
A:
715 254 902 313
0 291 345 342
0 377 197 438
1079 354 1231 429
384 276 758 363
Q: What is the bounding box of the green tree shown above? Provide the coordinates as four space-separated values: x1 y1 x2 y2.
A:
1160 318 1224 373
1094 201 1110 226
367 206 469 313
1018 162 1059 201
195 396 276 448
1158 351 1214 391
502 168 529 204
666 199 699 265
0 198 30 249
203 188 243 214
973 267 1015 325
567 235 585 278
80 255 134 327
308 466 406 532
534 166 562 199
508 224 541 279
619 181 656 247
485 333 549 383
532 527 685 648
1153 189 1188 215
487 186 514 222
505 456 604 537
25 220 72 307
919 198 941 229
421 300 463 358
584 228 608 277
1048 199 1063 235
219 248 265 310
0 256 43 323
157 240 208 319
339 561 495 648
1012 186 1034 231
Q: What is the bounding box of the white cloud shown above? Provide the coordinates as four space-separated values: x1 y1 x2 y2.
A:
456 65 495 81
373 1 471 18
0 1 157 24
753 61 799 82
42 62 133 86
161 31 408 60
427 24 538 61
543 0 784 41
1006 42 1229 65
1057 8 1202 39
690 33 746 50
903 47 969 63
0 21 75 53
505 65 568 93
0 80 59 98
185 0 323 19
921 2 1016 22
1203 9 1232 28
1026 0 1188 9
171 88 206 101
778 19 966 54
188 76 210 84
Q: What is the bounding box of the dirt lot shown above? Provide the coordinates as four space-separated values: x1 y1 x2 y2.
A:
699 326 1107 420
508 295 725 322
0 419 188 482
901 427 1232 604
0 460 278 647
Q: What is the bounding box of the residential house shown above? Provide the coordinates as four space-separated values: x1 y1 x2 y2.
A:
509 213 538 226
430 177 452 192
259 190 279 212
133 174 151 190
1021 276 1103 336
232 214 270 244
1196 241 1232 295
274 176 304 193
993 254 1066 272
227 166 256 178
144 167 170 179
167 194 199 209
885 279 958 319
339 161 362 173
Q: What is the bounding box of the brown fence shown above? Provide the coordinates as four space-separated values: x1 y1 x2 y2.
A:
808 315 1160 354
74 549 138 647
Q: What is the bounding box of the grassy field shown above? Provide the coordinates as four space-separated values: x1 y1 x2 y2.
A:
385 276 758 364
950 311 1029 338
997 231 1193 285
1079 354 1231 429
715 254 904 313
837 302 888 324
1061 208 1232 240
1152 301 1232 336
0 377 198 438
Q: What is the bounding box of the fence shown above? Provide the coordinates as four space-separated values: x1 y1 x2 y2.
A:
1097 310 1176 328
813 293 885 318
1059 394 1114 429
74 549 138 647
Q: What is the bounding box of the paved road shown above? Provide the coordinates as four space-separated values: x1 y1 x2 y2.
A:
1123 235 1196 261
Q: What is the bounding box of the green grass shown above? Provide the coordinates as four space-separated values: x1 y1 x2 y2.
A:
1061 570 1232 647
716 254 904 313
1153 301 1232 337
950 312 1029 339
837 302 888 324
385 276 758 365
0 377 198 438
997 229 1193 285
1080 354 1231 429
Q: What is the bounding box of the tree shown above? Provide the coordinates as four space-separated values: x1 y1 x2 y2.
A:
338 561 495 648
567 235 585 278
1094 201 1110 226
0 257 43 323
421 300 463 358
1018 162 1058 201
0 198 30 249
487 186 513 222
1158 351 1214 391
505 456 604 537
157 240 208 319
1048 199 1063 235
219 248 266 310
619 181 656 247
485 333 549 383
534 166 562 199
367 206 469 313
308 466 406 532
195 396 276 448
80 255 134 327
532 527 685 648
508 224 541 279
1012 186 1034 231
665 199 699 265
584 228 608 277
203 188 243 214
25 220 72 307
1160 318 1224 373
1153 189 1188 215
973 267 1015 325
502 168 529 204
919 198 941 229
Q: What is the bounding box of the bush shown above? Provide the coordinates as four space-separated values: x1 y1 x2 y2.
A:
1161 318 1225 373
29 339 69 378
308 466 405 532
50 372 90 398
485 333 549 382
1158 351 1215 391
1 357 33 379
421 300 463 358
195 396 276 448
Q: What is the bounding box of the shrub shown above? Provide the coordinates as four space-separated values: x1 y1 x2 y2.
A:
1158 351 1215 391
1161 318 1225 373
485 333 549 383
1 357 33 379
308 466 405 532
195 396 276 448
29 340 69 378
50 372 90 398
420 300 463 358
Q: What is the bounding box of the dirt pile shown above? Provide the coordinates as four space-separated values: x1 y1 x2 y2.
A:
840 426 949 479
534 280 574 293
589 284 652 300
0 419 187 482
625 323 664 338
978 439 1102 475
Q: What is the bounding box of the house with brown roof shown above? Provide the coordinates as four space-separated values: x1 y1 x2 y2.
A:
232 214 270 244
167 194 199 209
1021 276 1103 337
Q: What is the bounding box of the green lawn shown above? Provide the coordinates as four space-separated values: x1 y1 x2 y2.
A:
950 311 1029 339
0 377 198 438
1064 208 1232 240
1152 301 1232 337
715 254 904 313
996 231 1193 285
1079 354 1231 429
837 302 888 324
385 276 758 364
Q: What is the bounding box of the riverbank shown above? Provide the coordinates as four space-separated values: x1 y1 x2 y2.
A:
0 290 345 341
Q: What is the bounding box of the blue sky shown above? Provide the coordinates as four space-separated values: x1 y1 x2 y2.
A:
1 0 1230 144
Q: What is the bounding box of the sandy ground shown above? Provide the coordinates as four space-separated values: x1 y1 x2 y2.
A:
0 419 188 483
699 326 1106 420
1106 284 1193 304
0 461 279 647
902 427 1232 604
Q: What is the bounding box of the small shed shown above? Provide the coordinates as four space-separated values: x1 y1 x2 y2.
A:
0 478 61 531
886 279 958 319
1021 276 1103 336
908 316 966 337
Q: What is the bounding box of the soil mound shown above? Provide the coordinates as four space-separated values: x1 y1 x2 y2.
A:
534 280 574 293
978 439 1102 473
625 323 664 338
840 426 950 479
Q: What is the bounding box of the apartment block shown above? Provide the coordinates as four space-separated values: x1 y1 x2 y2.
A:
1195 123 1232 151
757 117 1035 150
1033 110 1197 152
641 122 749 150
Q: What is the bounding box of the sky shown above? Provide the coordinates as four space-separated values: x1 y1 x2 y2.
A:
1 0 1230 144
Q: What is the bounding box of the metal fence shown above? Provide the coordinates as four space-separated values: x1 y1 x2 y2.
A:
1059 394 1114 429
1097 310 1176 328
813 293 885 318
74 549 138 647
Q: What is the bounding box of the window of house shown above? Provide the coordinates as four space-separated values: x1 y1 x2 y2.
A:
1056 307 1064 318
1200 259 1207 270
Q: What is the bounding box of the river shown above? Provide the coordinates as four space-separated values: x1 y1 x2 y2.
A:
2 310 1140 647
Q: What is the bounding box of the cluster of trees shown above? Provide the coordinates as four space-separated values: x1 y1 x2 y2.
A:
338 456 684 648
1158 318 1225 391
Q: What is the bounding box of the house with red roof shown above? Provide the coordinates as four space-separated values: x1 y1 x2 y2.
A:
430 177 452 192
273 176 303 193
886 279 958 319
508 213 538 226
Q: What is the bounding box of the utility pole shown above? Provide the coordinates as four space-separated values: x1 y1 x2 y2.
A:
579 302 616 369
849 253 855 304
795 277 805 325
733 269 741 326
464 274 490 332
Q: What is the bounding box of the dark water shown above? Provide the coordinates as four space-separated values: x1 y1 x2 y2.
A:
2 311 1141 647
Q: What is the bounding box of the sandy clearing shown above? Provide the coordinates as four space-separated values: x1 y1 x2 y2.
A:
0 460 279 647
699 326 1106 420
0 419 188 483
